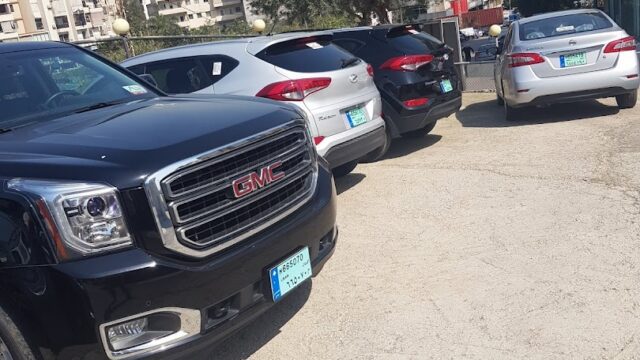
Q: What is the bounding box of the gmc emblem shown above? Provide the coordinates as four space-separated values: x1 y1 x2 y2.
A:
232 161 285 198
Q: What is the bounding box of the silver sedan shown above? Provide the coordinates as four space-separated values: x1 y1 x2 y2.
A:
495 9 639 120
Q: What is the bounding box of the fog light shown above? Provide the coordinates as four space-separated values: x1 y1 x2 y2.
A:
101 308 201 358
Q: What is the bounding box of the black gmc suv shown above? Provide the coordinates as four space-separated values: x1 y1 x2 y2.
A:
331 24 463 160
0 42 336 360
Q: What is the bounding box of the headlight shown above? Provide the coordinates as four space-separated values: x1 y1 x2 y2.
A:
8 179 132 260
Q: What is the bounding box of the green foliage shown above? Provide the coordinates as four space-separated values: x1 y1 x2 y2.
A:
518 0 576 16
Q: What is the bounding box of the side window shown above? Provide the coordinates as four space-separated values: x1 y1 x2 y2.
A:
127 64 145 75
38 56 103 94
144 57 212 94
199 55 239 85
333 38 365 55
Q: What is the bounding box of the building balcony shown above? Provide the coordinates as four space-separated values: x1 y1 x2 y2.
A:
158 6 187 15
211 0 241 8
213 13 241 22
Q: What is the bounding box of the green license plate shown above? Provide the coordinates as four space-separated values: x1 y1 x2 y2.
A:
440 79 453 93
269 247 312 302
345 107 367 128
560 52 587 68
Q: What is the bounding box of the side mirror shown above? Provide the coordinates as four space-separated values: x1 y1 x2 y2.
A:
138 73 158 87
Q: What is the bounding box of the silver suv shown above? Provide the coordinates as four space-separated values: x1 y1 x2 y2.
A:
495 9 640 121
122 32 386 176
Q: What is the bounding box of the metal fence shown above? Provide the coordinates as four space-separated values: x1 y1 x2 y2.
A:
74 34 256 63
456 61 496 92
75 35 499 92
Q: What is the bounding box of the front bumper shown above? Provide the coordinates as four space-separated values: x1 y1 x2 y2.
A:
14 165 337 360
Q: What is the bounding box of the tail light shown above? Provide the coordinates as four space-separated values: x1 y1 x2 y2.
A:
379 55 434 71
313 136 325 145
403 98 429 107
256 78 331 101
604 36 637 53
507 53 545 68
366 63 374 77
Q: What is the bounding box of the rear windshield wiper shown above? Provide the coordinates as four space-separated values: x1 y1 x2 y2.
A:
341 57 361 69
74 99 129 114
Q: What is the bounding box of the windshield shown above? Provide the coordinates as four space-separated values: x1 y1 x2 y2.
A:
519 12 613 41
0 46 157 129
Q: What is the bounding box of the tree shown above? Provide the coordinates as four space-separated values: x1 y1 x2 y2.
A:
517 0 576 16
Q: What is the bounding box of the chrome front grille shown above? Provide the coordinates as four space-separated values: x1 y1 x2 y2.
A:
144 121 317 258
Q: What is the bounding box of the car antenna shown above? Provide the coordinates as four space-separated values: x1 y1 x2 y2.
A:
267 17 279 36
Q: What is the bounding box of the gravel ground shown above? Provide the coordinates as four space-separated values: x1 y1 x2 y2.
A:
213 93 640 359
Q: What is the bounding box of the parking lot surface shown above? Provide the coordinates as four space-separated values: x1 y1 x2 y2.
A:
214 93 640 359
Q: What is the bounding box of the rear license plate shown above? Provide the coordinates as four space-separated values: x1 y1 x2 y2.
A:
345 107 367 128
269 247 312 302
440 79 453 93
560 52 587 68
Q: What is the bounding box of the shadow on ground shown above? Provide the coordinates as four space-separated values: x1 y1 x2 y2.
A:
384 134 443 160
334 172 366 195
205 282 313 360
456 99 620 128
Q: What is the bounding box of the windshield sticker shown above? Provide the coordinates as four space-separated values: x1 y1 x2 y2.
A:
122 85 148 95
556 25 575 33
212 62 222 76
306 42 323 49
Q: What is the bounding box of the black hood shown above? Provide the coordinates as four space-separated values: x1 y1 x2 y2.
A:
0 95 303 189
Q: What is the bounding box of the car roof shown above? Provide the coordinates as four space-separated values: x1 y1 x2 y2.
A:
121 31 334 66
0 41 70 54
517 8 607 25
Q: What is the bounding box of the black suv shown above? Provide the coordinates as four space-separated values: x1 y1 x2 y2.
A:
332 24 463 160
0 42 336 360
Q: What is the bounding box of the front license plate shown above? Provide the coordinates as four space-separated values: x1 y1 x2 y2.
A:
269 247 312 302
560 52 587 68
345 107 367 128
440 79 453 93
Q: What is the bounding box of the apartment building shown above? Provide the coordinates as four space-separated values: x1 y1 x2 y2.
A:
152 0 243 29
0 0 51 41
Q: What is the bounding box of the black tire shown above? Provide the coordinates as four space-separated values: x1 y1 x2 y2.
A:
0 306 39 360
496 92 504 106
504 102 519 122
359 127 392 163
616 90 637 109
332 161 358 178
401 121 437 138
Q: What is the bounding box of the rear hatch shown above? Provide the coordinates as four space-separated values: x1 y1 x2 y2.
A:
373 25 459 107
517 11 627 78
253 35 378 138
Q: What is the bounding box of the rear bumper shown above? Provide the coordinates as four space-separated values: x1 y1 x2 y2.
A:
505 52 640 107
322 123 386 168
5 165 337 360
382 95 462 136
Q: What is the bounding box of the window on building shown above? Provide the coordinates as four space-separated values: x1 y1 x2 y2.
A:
220 9 224 15
59 33 70 41
179 15 185 21
9 4 14 12
35 18 44 30
74 13 87 26
188 14 193 19
0 4 9 14
55 16 70 29
235 6 241 12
